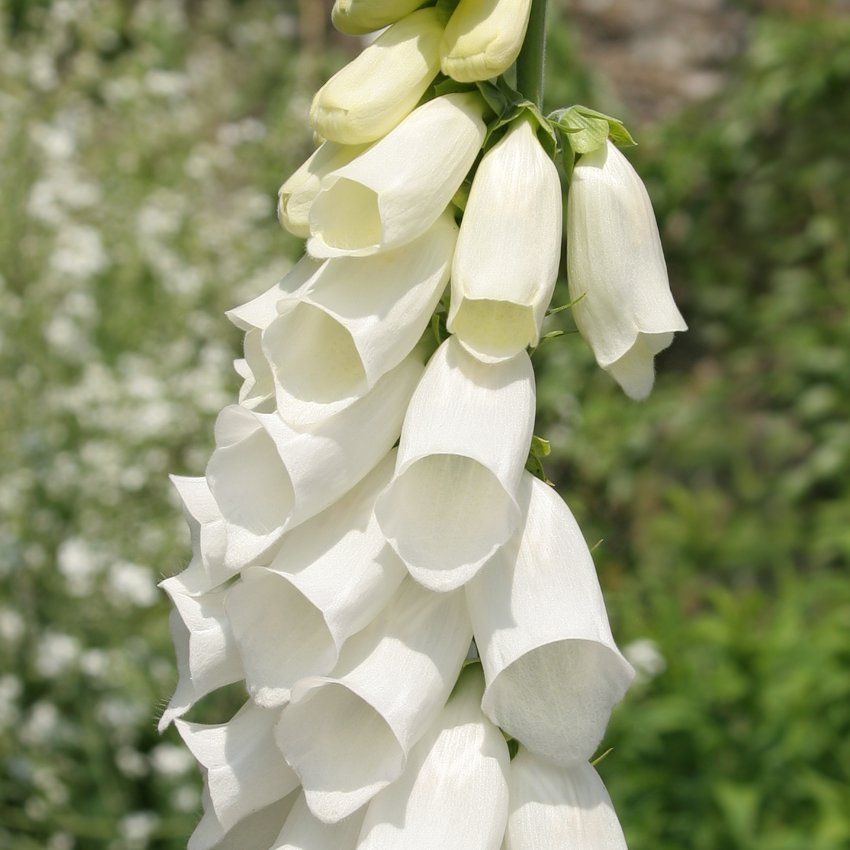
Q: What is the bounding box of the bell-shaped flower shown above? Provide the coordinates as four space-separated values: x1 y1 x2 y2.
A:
263 212 456 427
375 336 535 592
189 788 300 850
466 472 634 765
157 582 243 732
331 0 427 36
441 0 531 83
357 664 509 849
308 92 486 258
279 142 370 238
275 577 471 823
227 256 322 411
310 8 444 146
567 140 687 399
164 475 231 596
206 349 423 570
272 791 366 850
176 700 299 833
504 748 627 849
448 118 562 362
225 452 406 708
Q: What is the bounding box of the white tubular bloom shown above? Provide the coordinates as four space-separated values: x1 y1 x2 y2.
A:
272 792 366 850
568 140 687 399
263 212 456 427
157 583 243 732
206 350 423 569
279 143 370 239
165 475 231 596
227 256 322 411
176 700 298 833
307 92 486 258
504 748 627 849
225 453 406 707
357 665 509 850
189 790 300 850
466 472 634 765
375 336 535 592
274 577 471 823
440 0 531 83
332 0 426 36
448 118 562 361
310 8 444 146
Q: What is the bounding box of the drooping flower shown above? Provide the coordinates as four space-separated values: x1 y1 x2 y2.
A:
310 8 445 145
448 116 562 362
331 0 428 36
307 92 486 257
568 139 687 399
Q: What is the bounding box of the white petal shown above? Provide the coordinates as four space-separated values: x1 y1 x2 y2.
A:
567 141 687 396
310 9 444 145
236 328 276 411
375 337 534 591
272 791 366 850
189 789 300 850
448 118 562 362
466 472 634 765
158 584 243 731
207 350 424 570
263 212 456 427
308 92 485 258
332 0 427 35
226 255 321 332
162 475 232 595
177 700 298 832
226 453 406 707
279 143 370 238
357 665 509 850
504 749 627 850
441 0 531 82
275 577 471 822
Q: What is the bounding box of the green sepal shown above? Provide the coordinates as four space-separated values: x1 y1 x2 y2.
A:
476 78 559 157
433 0 460 23
591 747 614 766
549 104 636 154
525 435 554 486
430 75 475 99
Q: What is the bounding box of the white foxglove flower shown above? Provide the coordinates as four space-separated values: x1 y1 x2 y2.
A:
225 452 406 707
189 789 300 850
263 212 456 427
227 256 322 411
279 143 370 238
310 8 444 146
375 336 535 591
568 140 687 399
331 0 427 35
176 700 298 832
275 577 471 823
357 665 509 850
466 472 634 764
504 748 627 849
448 118 562 362
441 0 531 83
308 92 486 258
206 349 423 569
165 475 231 596
272 791 366 850
158 583 243 732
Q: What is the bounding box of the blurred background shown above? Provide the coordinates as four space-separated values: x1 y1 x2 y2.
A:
1 0 849 847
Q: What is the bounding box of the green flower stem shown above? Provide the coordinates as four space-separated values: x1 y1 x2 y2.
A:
515 0 549 109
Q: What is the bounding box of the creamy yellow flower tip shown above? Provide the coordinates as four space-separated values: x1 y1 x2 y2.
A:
278 142 370 238
331 0 426 35
440 0 532 83
310 8 444 146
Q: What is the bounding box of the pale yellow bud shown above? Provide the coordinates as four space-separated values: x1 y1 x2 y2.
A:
310 8 444 145
331 0 426 35
441 0 532 83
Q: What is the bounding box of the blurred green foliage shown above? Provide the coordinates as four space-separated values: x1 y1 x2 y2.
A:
0 2 848 849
